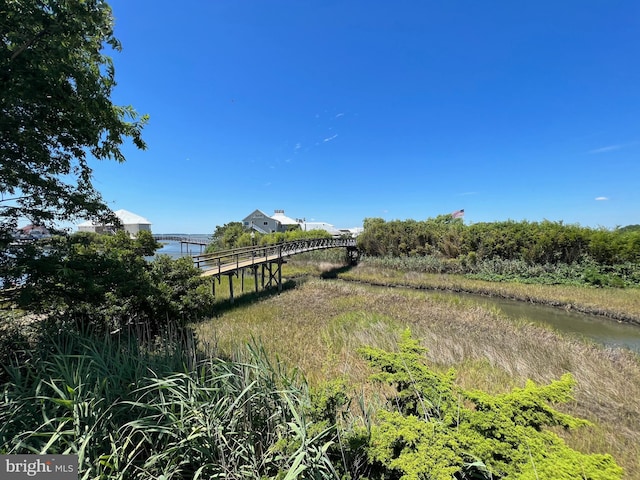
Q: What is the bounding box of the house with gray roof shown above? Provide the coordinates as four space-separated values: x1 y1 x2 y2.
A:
242 209 300 233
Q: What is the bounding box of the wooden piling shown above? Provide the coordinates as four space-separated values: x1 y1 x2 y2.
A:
228 274 234 304
253 266 259 293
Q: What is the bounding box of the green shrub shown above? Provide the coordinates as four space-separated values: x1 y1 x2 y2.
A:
8 232 214 334
358 330 623 480
357 217 640 285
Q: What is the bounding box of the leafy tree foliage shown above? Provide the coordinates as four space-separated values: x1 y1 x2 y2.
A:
206 222 332 252
0 0 148 246
208 221 245 251
8 231 214 333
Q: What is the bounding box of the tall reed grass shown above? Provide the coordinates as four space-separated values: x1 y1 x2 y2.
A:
360 254 640 288
0 326 339 479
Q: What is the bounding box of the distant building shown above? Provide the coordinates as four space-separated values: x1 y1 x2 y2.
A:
77 209 152 237
301 222 363 237
242 209 299 233
242 208 362 237
299 221 341 236
15 224 51 240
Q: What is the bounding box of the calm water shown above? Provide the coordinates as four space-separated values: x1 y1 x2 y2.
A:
441 291 640 354
154 237 209 259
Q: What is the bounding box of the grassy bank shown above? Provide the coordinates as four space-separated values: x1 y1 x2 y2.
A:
197 272 640 478
335 261 640 325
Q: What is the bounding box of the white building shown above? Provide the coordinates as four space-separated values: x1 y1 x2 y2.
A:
301 222 363 237
242 209 299 233
77 209 152 237
300 221 341 236
242 208 362 237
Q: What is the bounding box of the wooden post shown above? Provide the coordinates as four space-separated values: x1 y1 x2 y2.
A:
253 266 258 293
228 274 234 304
241 268 245 292
278 260 283 292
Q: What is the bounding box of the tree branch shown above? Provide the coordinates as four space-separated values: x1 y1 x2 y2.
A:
9 27 50 62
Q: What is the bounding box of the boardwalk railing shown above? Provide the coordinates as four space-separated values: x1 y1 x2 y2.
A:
193 237 357 277
154 234 210 245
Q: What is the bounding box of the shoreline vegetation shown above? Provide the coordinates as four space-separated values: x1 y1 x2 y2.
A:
4 2 640 476
3 231 640 478
337 260 640 325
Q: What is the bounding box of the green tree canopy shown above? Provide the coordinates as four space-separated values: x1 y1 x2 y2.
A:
9 231 213 333
208 221 245 251
0 0 148 245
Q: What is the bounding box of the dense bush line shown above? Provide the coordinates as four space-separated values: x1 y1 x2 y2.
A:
357 217 640 265
357 217 640 286
205 221 333 252
3 231 215 334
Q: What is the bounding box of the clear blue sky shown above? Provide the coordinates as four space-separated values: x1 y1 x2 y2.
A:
93 0 639 233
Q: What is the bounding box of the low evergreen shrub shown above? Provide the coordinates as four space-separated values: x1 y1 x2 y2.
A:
357 330 623 480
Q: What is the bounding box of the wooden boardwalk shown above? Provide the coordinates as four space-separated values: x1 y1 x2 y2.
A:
154 234 209 254
192 237 359 301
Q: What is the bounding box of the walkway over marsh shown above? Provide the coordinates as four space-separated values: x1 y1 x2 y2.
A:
193 237 359 301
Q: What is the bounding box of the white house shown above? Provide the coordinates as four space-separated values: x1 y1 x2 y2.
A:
242 209 299 233
77 209 152 237
242 209 362 237
300 221 341 236
300 222 363 237
271 209 299 230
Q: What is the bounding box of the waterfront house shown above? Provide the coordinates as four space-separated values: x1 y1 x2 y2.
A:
15 224 51 240
242 209 362 237
242 209 300 233
77 209 152 237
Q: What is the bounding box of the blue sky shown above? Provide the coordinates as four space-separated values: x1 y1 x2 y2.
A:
93 0 639 233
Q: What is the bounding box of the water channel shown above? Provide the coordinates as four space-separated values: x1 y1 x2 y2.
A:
155 241 640 354
450 292 640 354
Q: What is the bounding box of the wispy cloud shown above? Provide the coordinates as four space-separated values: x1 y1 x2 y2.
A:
335 113 345 118
588 144 623 154
595 196 609 201
323 134 338 143
458 191 477 196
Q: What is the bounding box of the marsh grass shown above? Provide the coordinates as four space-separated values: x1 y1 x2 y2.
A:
338 263 640 324
197 278 640 478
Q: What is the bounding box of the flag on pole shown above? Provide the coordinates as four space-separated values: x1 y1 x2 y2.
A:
451 209 464 219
